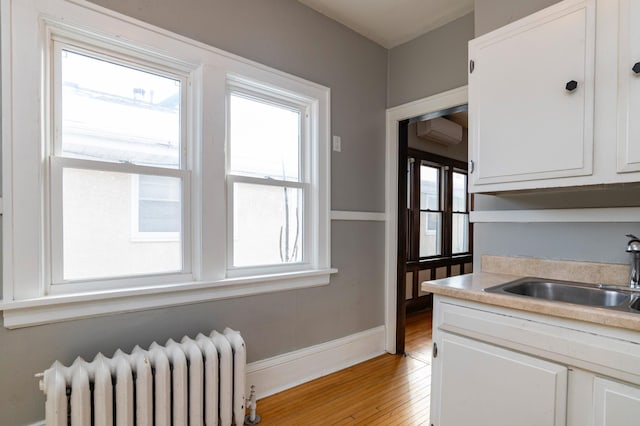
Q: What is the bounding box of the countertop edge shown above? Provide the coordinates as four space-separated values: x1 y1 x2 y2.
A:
422 272 640 332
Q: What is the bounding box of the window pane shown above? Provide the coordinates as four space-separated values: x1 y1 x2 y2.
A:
453 172 467 212
229 93 300 181
452 213 469 254
420 165 439 210
233 182 303 267
61 50 181 168
419 212 441 257
138 175 181 233
62 168 182 281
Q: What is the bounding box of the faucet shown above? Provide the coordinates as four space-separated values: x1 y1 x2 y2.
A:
626 234 640 288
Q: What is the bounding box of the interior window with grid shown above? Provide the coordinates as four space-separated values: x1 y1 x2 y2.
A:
407 153 471 261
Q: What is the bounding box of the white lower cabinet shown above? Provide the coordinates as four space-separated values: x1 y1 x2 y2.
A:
430 296 640 426
593 377 640 426
432 332 567 426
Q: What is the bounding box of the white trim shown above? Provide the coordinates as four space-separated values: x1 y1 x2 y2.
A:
246 325 386 399
384 86 468 354
470 207 640 223
330 210 386 221
2 0 331 324
225 81 313 274
1 268 337 328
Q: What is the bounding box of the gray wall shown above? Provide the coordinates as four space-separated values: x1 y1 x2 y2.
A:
474 0 561 36
0 1 388 424
472 0 640 271
92 0 387 213
387 12 474 108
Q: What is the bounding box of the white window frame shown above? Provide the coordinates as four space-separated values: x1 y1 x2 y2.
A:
0 0 333 328
226 80 316 277
48 37 192 293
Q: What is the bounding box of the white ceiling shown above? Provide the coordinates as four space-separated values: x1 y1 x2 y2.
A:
297 0 474 49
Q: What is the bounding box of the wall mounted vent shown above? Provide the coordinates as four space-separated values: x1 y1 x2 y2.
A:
417 117 463 145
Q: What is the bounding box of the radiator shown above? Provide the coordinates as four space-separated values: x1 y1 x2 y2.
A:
37 328 247 426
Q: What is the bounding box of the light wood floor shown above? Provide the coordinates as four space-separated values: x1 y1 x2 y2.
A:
256 310 433 425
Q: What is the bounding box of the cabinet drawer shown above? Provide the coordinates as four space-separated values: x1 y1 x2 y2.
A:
435 297 640 384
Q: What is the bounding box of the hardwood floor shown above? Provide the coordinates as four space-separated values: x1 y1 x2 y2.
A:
256 310 433 425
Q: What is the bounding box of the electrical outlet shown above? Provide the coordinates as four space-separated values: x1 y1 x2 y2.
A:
332 135 342 152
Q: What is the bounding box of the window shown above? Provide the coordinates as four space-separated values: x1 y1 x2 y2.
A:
407 150 472 261
227 88 309 273
50 43 189 288
2 0 331 327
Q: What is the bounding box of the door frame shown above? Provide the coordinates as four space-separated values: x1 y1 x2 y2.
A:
384 86 468 354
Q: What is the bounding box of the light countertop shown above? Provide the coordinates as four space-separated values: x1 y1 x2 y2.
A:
422 272 640 332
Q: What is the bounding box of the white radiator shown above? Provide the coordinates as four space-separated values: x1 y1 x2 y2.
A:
37 328 247 426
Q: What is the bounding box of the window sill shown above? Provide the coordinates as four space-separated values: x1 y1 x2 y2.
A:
0 268 337 329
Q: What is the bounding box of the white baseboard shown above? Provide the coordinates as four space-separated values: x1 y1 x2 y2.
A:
31 326 386 424
247 325 386 399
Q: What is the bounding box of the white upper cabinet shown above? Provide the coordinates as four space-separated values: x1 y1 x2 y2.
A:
469 0 595 192
469 0 596 192
617 0 640 173
468 0 640 193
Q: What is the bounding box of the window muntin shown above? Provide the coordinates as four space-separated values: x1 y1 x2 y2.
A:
51 41 189 287
227 87 310 272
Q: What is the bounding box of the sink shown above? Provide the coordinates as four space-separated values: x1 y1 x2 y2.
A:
485 277 632 308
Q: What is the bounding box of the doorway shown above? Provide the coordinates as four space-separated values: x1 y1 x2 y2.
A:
384 86 470 355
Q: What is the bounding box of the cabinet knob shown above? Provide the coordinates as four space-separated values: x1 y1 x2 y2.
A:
565 80 578 92
633 62 640 74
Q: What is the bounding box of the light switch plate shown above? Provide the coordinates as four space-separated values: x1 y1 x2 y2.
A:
332 135 341 152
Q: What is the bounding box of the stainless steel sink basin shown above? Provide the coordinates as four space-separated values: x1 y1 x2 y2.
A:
485 277 636 309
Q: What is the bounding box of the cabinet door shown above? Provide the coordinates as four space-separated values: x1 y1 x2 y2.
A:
617 0 640 173
468 0 595 191
593 377 640 426
430 332 567 426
